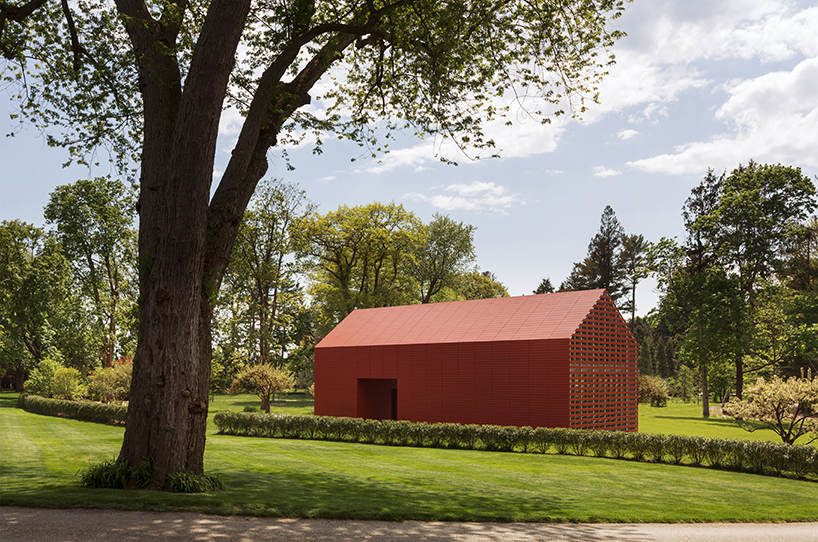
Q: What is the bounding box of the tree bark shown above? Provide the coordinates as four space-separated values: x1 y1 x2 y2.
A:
735 356 744 400
700 363 710 418
116 1 365 486
14 366 25 392
118 0 252 486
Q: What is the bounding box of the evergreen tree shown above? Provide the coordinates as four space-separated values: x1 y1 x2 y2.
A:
533 277 555 294
619 233 649 327
560 206 627 303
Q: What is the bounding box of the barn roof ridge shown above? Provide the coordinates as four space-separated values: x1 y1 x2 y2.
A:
317 289 611 348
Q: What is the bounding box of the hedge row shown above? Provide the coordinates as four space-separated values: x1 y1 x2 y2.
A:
18 393 127 425
213 412 818 480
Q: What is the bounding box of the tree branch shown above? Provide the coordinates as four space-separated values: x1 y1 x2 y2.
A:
0 0 48 58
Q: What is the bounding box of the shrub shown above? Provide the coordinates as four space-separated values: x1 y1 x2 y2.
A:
79 457 132 489
607 432 629 459
532 427 554 454
25 356 63 397
516 426 535 453
19 394 127 425
704 438 727 468
551 428 572 455
87 359 132 403
587 431 609 457
685 436 708 466
624 432 647 461
568 430 591 456
665 434 687 464
639 375 668 407
52 367 86 400
210 413 818 482
644 433 667 463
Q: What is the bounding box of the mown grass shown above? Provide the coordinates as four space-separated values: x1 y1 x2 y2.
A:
2 392 817 522
639 400 780 441
209 391 314 416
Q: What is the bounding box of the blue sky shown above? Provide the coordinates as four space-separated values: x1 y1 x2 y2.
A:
2 0 817 316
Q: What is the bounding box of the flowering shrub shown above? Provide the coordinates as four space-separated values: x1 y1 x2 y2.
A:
723 371 818 445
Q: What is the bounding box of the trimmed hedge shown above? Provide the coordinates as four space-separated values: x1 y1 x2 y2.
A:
213 411 818 481
18 393 127 425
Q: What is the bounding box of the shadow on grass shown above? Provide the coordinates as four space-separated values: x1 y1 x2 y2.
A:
214 465 582 522
652 414 768 432
0 392 21 409
653 415 736 425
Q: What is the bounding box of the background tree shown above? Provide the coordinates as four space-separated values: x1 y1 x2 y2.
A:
229 364 295 414
297 202 421 332
560 206 627 303
647 235 746 417
1 0 630 484
751 281 818 377
44 177 137 368
0 220 75 390
220 179 313 366
782 217 818 292
454 270 510 300
619 233 649 327
692 163 816 397
411 213 476 304
533 277 555 294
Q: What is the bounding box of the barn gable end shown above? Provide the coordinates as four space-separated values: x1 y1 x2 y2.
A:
315 289 638 431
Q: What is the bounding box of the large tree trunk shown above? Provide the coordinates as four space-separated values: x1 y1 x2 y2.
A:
117 0 357 486
118 0 252 486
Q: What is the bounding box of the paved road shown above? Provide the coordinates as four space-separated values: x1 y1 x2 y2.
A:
2 507 817 542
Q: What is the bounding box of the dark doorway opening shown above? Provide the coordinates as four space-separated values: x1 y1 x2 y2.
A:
357 378 398 420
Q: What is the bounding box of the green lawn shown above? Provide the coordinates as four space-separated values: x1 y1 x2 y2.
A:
210 391 315 416
638 400 787 442
2 392 817 522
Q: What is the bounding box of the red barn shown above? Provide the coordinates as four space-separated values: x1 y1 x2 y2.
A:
314 289 638 431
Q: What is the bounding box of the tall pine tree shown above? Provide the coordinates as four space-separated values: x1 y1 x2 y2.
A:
560 206 627 303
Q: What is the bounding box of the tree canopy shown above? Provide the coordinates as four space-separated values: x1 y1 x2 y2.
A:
412 213 476 304
647 162 818 414
43 177 137 367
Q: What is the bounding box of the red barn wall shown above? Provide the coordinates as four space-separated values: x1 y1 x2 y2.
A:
315 337 574 429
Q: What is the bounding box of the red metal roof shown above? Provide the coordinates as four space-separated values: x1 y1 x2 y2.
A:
317 289 609 347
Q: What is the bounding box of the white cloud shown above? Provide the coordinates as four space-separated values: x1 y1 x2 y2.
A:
628 56 818 175
363 141 438 174
316 175 337 183
403 182 527 215
586 1 816 128
617 129 640 140
362 112 567 174
593 166 622 178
